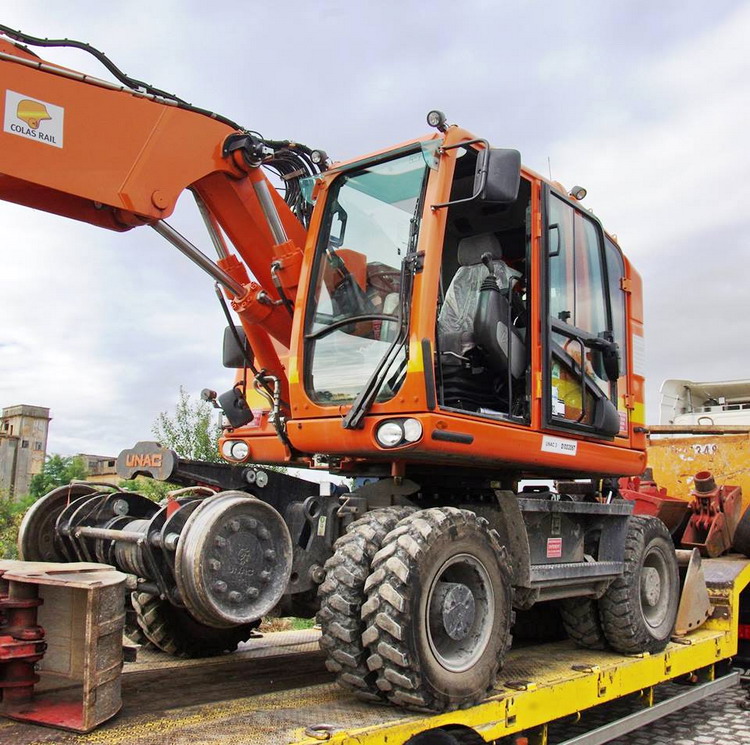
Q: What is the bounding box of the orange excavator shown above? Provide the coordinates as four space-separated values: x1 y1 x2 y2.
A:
1 26 676 712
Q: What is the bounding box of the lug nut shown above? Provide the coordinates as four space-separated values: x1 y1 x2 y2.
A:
215 535 227 548
209 559 222 572
212 580 227 593
229 519 241 533
260 570 271 584
257 526 270 540
228 591 242 604
247 518 258 531
247 587 259 599
309 565 326 583
264 549 276 561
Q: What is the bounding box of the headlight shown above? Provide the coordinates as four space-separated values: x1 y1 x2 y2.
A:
402 418 423 442
375 418 423 448
221 440 249 461
376 421 404 448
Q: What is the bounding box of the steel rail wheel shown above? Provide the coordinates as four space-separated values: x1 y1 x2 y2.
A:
174 491 293 628
18 483 98 561
317 506 415 701
362 507 513 711
599 515 680 654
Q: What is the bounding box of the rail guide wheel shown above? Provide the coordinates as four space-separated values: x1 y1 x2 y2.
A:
17 483 99 561
362 507 513 711
175 491 293 628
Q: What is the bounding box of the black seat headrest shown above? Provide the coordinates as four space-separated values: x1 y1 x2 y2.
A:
457 234 503 266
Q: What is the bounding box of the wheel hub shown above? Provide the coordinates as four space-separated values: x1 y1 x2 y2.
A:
433 581 476 641
426 553 495 673
641 566 661 607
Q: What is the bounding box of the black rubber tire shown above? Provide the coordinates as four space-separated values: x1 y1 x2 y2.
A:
559 597 607 650
131 592 258 658
732 504 750 557
598 515 679 654
124 596 153 649
317 506 415 701
362 507 513 711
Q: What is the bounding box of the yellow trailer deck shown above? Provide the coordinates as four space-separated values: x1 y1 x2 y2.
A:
2 557 749 745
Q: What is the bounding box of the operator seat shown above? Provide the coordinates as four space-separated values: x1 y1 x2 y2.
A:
437 233 524 410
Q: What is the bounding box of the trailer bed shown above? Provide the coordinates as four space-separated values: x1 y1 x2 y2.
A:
3 558 749 745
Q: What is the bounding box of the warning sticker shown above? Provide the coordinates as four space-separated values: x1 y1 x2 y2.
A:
4 90 64 148
547 537 563 558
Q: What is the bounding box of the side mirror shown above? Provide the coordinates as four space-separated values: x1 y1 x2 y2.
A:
223 325 253 368
474 148 521 204
593 395 621 438
589 332 621 382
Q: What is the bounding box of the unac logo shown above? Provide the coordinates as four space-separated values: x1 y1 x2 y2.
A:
16 98 51 130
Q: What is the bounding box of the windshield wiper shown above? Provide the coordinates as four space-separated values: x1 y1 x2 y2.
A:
342 254 417 430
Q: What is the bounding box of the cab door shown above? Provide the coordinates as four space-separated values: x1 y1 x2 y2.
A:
542 188 624 439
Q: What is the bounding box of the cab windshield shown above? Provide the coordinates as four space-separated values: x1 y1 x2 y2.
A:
305 150 427 404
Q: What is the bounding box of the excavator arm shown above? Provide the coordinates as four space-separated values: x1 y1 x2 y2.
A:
0 27 320 421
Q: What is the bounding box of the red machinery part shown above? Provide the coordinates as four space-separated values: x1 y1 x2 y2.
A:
620 471 745 558
682 471 744 558
619 476 689 534
0 569 46 706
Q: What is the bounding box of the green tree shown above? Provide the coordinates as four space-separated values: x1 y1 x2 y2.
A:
0 491 36 559
153 387 222 462
28 454 87 498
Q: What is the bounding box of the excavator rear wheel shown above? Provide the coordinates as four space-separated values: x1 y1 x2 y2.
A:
559 596 607 650
131 592 259 658
362 507 513 711
598 515 679 654
317 506 416 701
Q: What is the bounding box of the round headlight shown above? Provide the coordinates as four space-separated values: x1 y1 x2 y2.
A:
222 440 249 461
402 418 423 443
376 421 404 448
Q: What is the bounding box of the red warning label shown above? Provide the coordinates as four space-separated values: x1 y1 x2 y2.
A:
546 537 563 558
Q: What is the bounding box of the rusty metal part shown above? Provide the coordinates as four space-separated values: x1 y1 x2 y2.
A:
673 548 712 636
0 576 45 706
174 491 293 627
619 476 689 534
0 560 126 732
681 471 744 557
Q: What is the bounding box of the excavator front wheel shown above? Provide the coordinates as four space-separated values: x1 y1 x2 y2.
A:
362 507 513 711
317 506 415 701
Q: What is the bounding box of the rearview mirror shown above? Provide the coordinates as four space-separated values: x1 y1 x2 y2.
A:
589 332 621 382
474 148 521 204
223 325 253 368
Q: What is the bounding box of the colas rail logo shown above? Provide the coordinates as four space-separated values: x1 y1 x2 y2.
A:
3 89 64 148
16 98 52 130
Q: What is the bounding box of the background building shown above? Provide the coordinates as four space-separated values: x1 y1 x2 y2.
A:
78 453 119 485
0 405 50 499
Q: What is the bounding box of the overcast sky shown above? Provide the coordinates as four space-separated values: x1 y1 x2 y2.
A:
1 1 748 456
